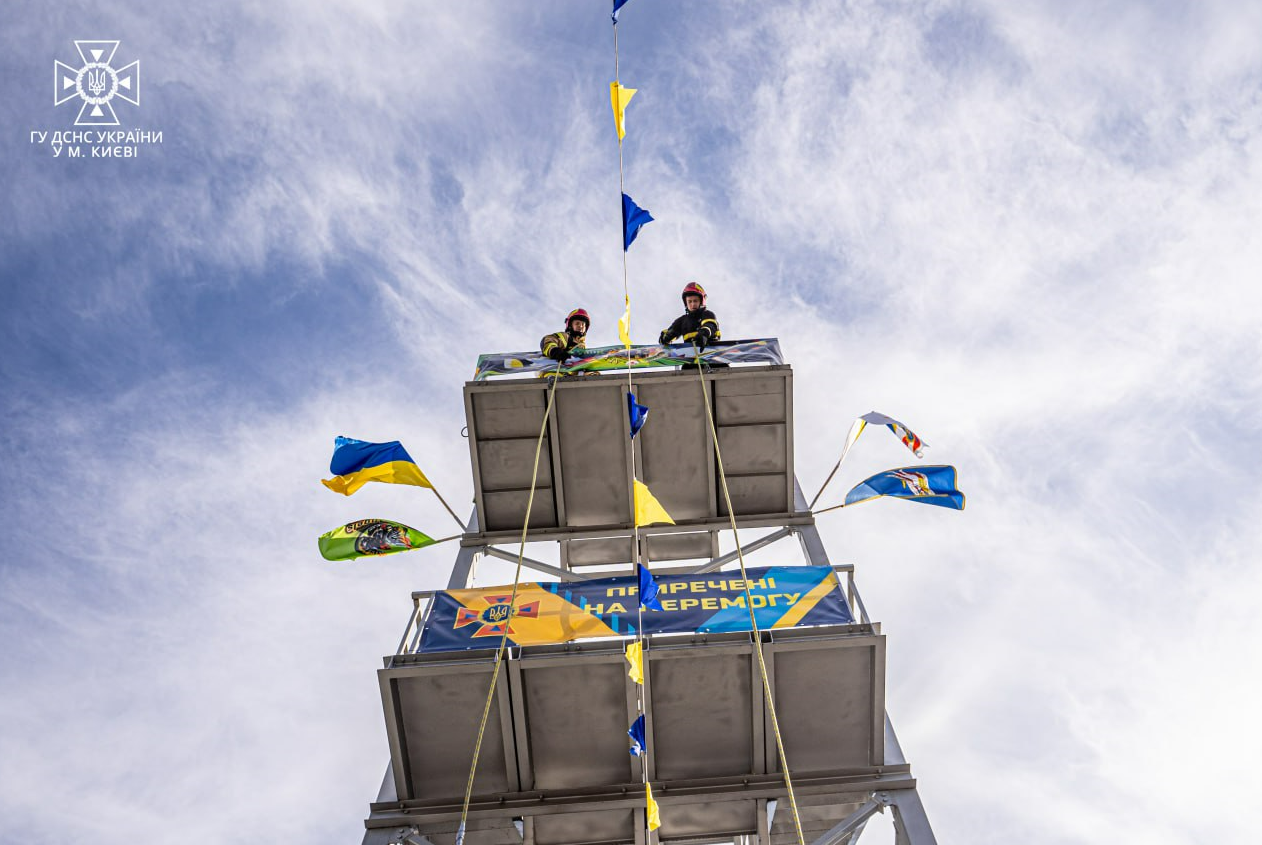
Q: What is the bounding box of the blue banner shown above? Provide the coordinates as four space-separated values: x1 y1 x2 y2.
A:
418 565 854 652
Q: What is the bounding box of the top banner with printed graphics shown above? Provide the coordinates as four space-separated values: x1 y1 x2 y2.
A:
472 338 783 381
418 565 853 652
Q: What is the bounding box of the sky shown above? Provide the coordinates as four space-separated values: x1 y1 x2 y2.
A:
2 0 1261 843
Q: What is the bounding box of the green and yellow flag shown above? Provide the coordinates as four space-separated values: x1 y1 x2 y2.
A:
318 519 435 562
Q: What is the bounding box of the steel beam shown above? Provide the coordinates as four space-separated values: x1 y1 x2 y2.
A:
481 544 586 582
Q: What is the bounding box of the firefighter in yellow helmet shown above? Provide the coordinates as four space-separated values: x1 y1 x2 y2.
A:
540 308 590 363
658 282 720 350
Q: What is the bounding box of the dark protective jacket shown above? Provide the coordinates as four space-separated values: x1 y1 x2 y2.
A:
540 329 586 358
659 308 720 346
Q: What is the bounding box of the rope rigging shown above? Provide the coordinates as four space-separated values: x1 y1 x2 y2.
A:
691 344 807 845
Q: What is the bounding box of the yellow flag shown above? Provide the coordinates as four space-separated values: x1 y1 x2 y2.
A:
645 782 661 831
610 81 637 141
625 639 644 684
633 480 675 527
618 296 631 349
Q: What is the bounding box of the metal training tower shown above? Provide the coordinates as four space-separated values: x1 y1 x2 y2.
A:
358 353 939 845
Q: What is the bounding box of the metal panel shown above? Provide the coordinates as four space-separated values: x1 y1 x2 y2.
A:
713 375 786 426
484 489 556 532
561 536 637 567
637 378 712 522
472 388 550 438
463 368 794 543
515 657 635 790
382 664 517 801
642 531 717 563
554 383 629 526
719 475 790 516
718 425 788 475
649 648 756 780
533 809 634 845
477 438 554 490
767 636 885 772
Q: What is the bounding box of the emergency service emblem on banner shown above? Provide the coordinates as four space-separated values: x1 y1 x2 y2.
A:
419 565 853 652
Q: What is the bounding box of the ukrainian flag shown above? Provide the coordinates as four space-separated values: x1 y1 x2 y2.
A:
322 436 432 496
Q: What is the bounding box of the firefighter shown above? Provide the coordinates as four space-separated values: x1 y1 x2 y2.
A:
540 308 590 363
659 282 720 350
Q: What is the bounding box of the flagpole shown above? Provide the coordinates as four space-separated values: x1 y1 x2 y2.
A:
429 485 468 531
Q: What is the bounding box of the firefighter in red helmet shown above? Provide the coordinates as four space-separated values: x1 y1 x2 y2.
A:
659 282 720 350
540 308 590 363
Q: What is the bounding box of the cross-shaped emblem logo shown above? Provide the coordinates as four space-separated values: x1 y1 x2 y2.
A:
54 40 140 126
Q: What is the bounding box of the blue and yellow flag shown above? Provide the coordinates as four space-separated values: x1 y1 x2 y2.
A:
317 518 435 561
844 465 964 510
322 436 431 496
622 193 654 250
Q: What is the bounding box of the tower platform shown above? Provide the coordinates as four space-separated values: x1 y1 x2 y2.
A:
358 351 938 845
463 362 799 568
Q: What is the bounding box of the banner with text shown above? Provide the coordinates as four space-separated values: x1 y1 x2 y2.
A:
418 565 853 652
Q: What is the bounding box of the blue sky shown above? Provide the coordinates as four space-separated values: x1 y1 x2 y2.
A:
3 1 1261 843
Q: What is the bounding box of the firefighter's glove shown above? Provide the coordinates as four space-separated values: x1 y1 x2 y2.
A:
659 331 672 346
547 347 569 363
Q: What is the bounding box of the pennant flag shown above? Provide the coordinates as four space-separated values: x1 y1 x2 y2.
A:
322 436 432 495
622 193 654 250
626 639 644 684
612 0 634 22
317 518 435 562
645 782 661 831
633 479 674 526
628 714 647 756
610 82 637 141
627 392 649 438
619 296 632 348
844 465 965 510
859 411 928 458
637 563 664 610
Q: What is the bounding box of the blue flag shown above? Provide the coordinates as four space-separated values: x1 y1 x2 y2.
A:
612 0 634 23
622 193 654 250
844 465 965 510
638 564 664 610
627 392 649 437
628 714 646 756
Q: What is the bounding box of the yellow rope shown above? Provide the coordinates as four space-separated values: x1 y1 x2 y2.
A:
454 361 562 845
692 348 806 845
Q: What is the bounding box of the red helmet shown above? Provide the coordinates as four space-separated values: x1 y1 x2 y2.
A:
566 308 591 333
681 282 707 307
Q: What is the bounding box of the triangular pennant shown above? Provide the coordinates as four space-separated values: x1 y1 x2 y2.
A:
627 393 648 438
610 81 637 141
622 193 654 251
633 479 674 527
